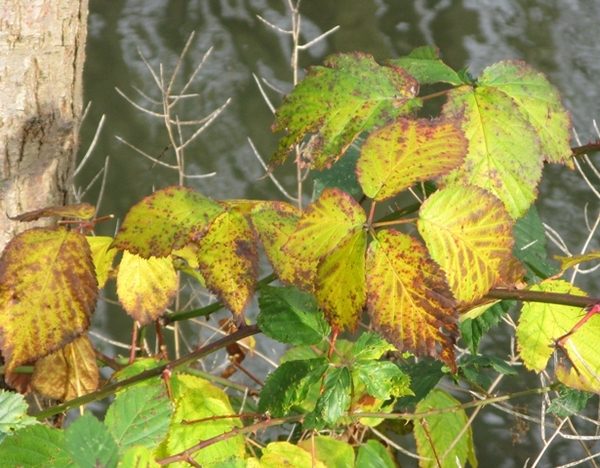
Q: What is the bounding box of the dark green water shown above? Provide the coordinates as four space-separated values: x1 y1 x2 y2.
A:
78 1 600 466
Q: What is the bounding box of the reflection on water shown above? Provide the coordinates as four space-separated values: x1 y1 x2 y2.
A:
79 1 600 466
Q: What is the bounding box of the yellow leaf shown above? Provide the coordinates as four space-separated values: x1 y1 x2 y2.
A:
366 230 457 370
86 236 117 288
418 186 515 304
197 210 258 316
32 334 99 401
117 251 178 325
0 227 97 375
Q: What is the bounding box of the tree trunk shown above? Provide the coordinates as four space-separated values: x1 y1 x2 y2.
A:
0 0 88 252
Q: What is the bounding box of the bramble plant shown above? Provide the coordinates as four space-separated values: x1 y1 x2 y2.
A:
2 26 600 468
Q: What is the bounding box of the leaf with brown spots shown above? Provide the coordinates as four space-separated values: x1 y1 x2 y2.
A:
366 230 457 370
8 203 96 222
112 186 224 258
32 334 99 401
116 251 178 326
197 210 259 317
357 117 467 201
0 227 97 375
271 52 422 170
418 186 515 305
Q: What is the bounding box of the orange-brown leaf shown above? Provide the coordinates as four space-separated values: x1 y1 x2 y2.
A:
32 334 99 401
0 227 97 375
366 230 457 370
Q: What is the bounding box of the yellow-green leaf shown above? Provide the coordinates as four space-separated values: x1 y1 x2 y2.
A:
86 236 117 288
0 227 97 375
440 85 543 218
197 210 258 316
366 230 457 370
414 389 478 468
116 251 177 326
517 281 591 374
8 203 96 222
260 441 327 468
32 334 99 401
418 186 515 304
357 118 467 201
554 251 600 273
113 186 224 258
315 229 367 331
251 201 314 291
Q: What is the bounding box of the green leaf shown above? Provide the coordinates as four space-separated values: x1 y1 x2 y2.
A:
0 391 38 443
389 46 463 85
366 230 458 370
353 361 412 400
312 136 364 199
120 445 160 468
352 332 396 361
357 117 467 201
460 300 514 354
305 366 351 430
418 185 516 304
113 186 224 258
258 358 329 416
298 435 355 468
0 424 74 468
105 385 173 454
396 360 445 409
459 355 517 388
0 227 97 374
271 52 421 169
513 206 558 281
258 286 331 345
414 389 478 468
355 440 395 468
65 413 119 468
547 386 592 418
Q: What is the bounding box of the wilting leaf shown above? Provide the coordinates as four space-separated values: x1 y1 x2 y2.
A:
271 52 421 169
251 201 313 290
32 334 99 401
117 251 178 325
8 203 95 222
554 251 600 273
113 186 223 258
418 186 515 304
357 117 467 201
440 84 543 218
389 46 464 85
477 60 572 167
0 227 97 375
197 209 258 316
414 389 478 468
366 230 457 370
86 236 117 289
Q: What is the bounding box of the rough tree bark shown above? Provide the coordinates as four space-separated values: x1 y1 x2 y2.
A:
0 0 88 252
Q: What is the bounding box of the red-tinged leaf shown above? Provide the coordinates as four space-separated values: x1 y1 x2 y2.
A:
112 186 224 258
366 230 457 370
8 203 96 222
271 52 421 170
32 334 99 401
315 229 367 331
283 188 366 279
0 227 97 375
251 201 315 291
197 210 259 316
440 85 543 218
116 251 178 326
418 186 515 305
477 60 572 167
357 118 467 201
86 236 117 289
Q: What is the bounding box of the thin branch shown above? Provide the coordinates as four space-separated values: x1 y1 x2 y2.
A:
247 138 296 201
75 114 106 176
115 136 178 169
252 73 276 114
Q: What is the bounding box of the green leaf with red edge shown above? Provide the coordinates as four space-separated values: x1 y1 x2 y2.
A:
197 209 258 316
418 186 516 304
357 117 467 201
389 45 464 86
112 186 223 258
315 228 367 331
8 203 96 222
271 52 421 170
477 60 572 167
116 251 178 326
0 227 97 375
440 85 543 219
366 229 457 371
250 201 314 291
